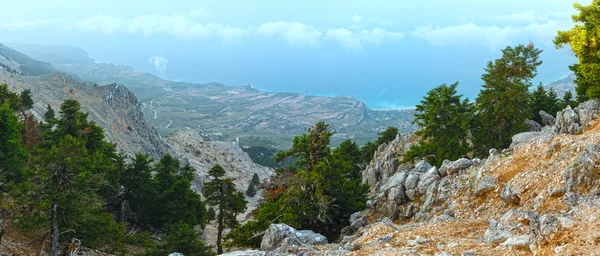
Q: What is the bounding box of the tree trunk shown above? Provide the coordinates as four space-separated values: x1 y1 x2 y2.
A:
217 211 223 254
50 201 60 256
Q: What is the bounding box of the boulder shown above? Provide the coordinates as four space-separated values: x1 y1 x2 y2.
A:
474 176 497 196
539 110 556 127
539 214 559 236
220 250 266 256
500 185 521 205
563 144 600 192
168 253 183 256
524 119 542 132
483 219 512 244
499 235 531 248
414 160 432 173
379 172 407 193
575 100 600 130
446 158 473 176
261 224 327 252
438 159 453 177
556 106 581 135
417 167 440 195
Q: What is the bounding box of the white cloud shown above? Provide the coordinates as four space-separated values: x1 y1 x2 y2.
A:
257 21 323 47
326 28 363 51
486 10 572 23
148 55 168 74
410 20 568 50
352 14 363 24
0 11 404 51
326 27 404 51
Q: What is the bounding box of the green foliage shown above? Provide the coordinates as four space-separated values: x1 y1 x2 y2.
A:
555 0 600 102
0 84 22 111
563 90 574 108
360 127 399 164
376 127 399 145
44 104 56 121
19 89 34 111
246 183 257 197
275 121 333 171
528 84 562 123
471 44 542 157
144 222 215 256
148 155 207 229
360 141 378 164
242 146 295 168
403 82 471 166
251 173 260 185
228 122 368 247
0 102 27 184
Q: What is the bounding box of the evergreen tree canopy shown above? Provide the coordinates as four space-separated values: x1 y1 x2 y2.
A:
19 89 34 111
471 44 542 157
275 121 333 171
403 82 471 166
44 104 56 121
0 102 27 184
555 0 600 102
528 84 561 123
202 164 248 254
563 90 574 108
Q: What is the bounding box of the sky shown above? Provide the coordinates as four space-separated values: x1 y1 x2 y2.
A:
0 0 588 109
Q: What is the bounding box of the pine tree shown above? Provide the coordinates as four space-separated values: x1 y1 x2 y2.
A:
546 87 561 115
471 44 542 157
555 0 600 102
202 164 248 254
403 82 471 166
376 127 398 145
246 183 256 197
0 102 27 184
19 89 34 111
528 84 550 124
44 104 56 121
563 90 574 108
251 173 260 186
275 121 333 171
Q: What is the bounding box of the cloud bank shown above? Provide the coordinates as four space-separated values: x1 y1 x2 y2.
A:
148 55 168 74
0 9 575 51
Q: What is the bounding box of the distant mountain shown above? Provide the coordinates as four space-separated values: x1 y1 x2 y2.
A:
9 43 417 148
545 73 576 97
0 43 55 76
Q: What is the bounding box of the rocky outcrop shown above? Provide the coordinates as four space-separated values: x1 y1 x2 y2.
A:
539 110 556 126
260 224 327 254
524 119 542 132
556 100 600 135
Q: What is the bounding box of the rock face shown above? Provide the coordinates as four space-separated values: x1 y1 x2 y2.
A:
556 100 600 135
525 119 542 132
539 110 556 127
260 224 327 254
474 176 497 196
0 71 170 159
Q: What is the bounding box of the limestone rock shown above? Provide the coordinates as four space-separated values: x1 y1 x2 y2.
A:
445 158 473 176
524 119 542 132
483 219 512 244
539 110 556 127
556 106 581 135
474 176 497 196
499 235 530 248
261 224 327 252
575 100 600 130
220 250 266 256
500 186 521 205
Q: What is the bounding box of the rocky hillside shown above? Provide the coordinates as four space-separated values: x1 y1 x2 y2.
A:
545 73 576 97
7 43 417 148
225 101 600 255
0 43 55 76
0 70 170 159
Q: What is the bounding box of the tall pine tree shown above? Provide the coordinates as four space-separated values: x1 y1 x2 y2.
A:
471 44 542 157
202 164 247 254
403 82 471 166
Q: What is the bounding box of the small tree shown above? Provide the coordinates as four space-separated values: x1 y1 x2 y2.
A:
251 173 260 186
202 165 247 254
44 104 56 121
376 127 398 145
246 183 257 197
403 82 471 166
563 90 574 108
19 89 34 111
0 102 27 184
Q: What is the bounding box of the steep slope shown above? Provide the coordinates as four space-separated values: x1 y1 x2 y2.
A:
0 70 170 159
8 43 417 148
0 43 55 76
545 73 576 97
226 101 600 255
